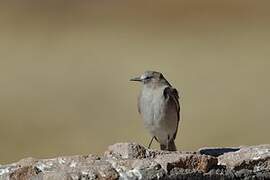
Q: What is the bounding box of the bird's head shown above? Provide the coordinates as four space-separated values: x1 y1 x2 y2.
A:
130 71 170 87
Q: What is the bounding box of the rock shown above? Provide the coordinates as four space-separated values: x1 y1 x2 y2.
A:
17 157 38 168
42 172 72 180
169 168 204 180
154 153 217 173
218 144 270 171
105 143 217 174
9 166 39 180
0 143 269 180
105 142 147 159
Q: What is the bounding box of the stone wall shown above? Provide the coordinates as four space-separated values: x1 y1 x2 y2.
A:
0 143 269 180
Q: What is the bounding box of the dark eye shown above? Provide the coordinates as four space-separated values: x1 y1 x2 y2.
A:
145 76 152 80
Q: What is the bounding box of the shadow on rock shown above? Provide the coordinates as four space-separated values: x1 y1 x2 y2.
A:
199 148 240 157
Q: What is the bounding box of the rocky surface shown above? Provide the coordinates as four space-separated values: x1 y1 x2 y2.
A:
0 143 269 180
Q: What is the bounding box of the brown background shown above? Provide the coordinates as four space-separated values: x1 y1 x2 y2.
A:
0 0 269 163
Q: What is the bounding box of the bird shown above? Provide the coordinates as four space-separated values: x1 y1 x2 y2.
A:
130 71 180 151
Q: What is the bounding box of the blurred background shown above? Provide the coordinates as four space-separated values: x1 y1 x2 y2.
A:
0 0 269 164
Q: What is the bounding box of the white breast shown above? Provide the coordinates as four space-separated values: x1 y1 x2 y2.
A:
139 87 166 132
139 85 178 145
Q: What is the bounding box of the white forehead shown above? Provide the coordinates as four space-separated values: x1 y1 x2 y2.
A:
141 71 152 79
140 73 147 80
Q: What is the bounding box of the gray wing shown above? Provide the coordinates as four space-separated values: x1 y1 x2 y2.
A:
163 87 180 140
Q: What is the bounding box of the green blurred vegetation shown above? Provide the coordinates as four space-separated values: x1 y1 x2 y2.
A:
0 0 269 163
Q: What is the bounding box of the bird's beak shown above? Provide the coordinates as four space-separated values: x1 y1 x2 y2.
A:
130 76 142 82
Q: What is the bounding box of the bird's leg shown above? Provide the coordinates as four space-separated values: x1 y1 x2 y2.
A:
148 137 155 149
148 136 158 149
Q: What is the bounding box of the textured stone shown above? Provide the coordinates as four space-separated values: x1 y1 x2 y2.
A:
42 172 72 180
218 144 270 171
105 142 147 159
154 153 218 173
0 143 269 180
9 166 39 180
